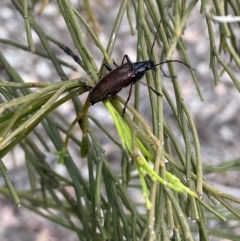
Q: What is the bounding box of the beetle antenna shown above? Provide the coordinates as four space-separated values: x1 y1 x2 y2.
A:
150 19 162 60
149 21 194 72
154 60 195 71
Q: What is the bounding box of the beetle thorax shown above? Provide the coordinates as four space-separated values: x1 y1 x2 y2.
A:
133 60 155 82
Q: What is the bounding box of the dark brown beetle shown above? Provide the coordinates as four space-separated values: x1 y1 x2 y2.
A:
89 22 192 115
60 20 192 116
90 55 161 105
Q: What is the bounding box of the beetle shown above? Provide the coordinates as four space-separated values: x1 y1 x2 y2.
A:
90 55 162 114
59 20 192 116
89 21 192 115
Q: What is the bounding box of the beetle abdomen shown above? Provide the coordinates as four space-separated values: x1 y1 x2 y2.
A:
90 63 135 105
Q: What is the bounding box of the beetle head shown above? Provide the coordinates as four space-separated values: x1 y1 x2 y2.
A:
146 60 156 71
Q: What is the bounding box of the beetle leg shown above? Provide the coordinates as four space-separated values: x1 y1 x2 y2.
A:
98 63 112 79
160 66 175 78
112 59 119 67
122 82 133 116
103 63 112 72
112 55 132 69
121 55 132 65
138 80 163 96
